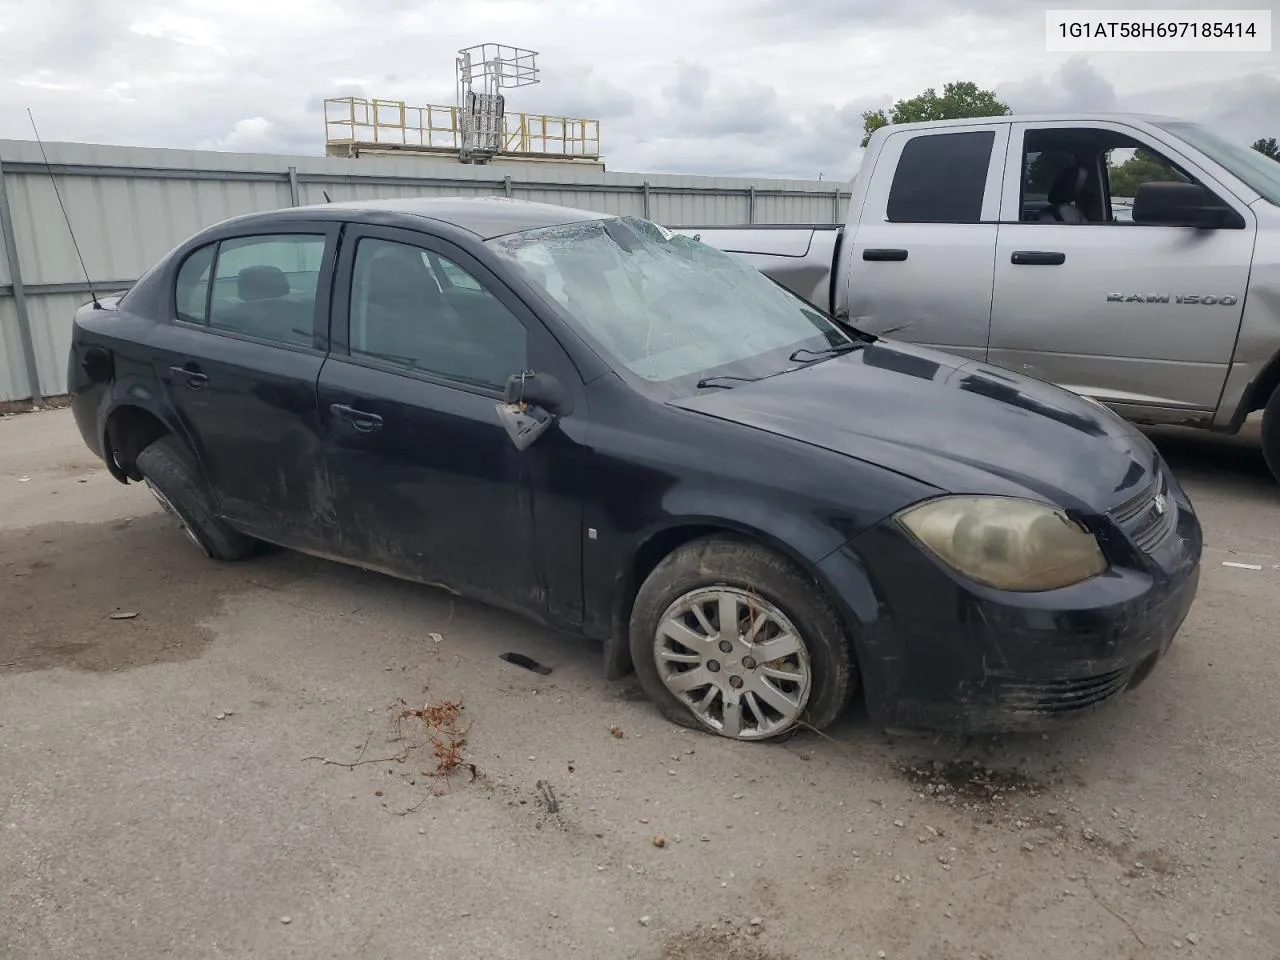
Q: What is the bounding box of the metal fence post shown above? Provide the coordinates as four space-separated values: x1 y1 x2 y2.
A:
748 185 756 225
287 165 300 206
0 158 43 404
504 176 513 197
642 181 651 220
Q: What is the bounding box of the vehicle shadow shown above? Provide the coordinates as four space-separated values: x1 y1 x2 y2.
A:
1142 417 1276 498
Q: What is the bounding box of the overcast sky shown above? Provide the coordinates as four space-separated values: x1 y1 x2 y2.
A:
1 0 1275 180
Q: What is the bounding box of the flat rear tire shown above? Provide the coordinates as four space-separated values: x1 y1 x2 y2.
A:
135 437 259 561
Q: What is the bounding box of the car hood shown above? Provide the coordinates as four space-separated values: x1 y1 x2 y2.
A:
668 340 1159 513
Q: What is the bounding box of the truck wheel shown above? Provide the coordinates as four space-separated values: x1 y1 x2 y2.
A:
1264 388 1280 485
628 535 856 741
134 437 259 561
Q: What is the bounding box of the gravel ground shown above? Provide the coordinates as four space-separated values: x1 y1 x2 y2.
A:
2 408 1278 960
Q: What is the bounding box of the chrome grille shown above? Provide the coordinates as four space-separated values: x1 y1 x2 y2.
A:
1108 470 1176 554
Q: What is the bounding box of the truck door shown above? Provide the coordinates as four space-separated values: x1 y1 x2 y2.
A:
988 120 1256 419
843 123 1009 362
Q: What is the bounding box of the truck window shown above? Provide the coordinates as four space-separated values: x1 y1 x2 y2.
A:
1018 128 1200 225
886 130 995 224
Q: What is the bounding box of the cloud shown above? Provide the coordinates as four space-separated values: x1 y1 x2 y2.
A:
0 0 1276 180
999 57 1118 113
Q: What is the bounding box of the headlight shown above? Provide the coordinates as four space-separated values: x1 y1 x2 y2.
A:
895 496 1107 592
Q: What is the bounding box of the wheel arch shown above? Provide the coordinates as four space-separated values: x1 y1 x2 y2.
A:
102 399 188 483
605 516 869 681
1242 350 1280 419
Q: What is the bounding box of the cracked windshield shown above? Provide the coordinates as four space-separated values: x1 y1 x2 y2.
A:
488 217 854 387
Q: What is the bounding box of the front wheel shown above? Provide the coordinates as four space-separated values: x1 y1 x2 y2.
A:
628 536 857 741
1263 387 1280 486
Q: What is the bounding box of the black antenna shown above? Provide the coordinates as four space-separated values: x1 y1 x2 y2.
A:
27 108 101 309
323 190 332 203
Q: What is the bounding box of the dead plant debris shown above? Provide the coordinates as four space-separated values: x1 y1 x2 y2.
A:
395 697 477 784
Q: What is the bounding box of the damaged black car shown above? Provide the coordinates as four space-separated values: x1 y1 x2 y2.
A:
68 197 1202 739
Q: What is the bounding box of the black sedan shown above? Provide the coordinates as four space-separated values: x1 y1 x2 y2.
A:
68 197 1202 739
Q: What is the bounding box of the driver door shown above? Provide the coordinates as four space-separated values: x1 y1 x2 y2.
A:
316 225 585 626
988 120 1255 417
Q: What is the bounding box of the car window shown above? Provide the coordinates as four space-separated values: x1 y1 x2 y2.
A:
887 130 995 223
207 234 326 347
348 237 528 390
175 243 216 324
1018 128 1202 225
1105 145 1191 222
431 256 483 292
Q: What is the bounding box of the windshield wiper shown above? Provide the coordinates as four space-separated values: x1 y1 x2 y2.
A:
788 340 864 363
695 374 762 389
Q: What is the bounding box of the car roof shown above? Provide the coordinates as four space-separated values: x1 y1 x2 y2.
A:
274 196 619 240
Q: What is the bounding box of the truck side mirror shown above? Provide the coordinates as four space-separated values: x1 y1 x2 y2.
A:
1131 182 1245 230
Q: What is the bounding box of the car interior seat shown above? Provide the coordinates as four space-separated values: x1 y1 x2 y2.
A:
1037 165 1090 223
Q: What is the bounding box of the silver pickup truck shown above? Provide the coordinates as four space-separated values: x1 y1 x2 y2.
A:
675 113 1280 482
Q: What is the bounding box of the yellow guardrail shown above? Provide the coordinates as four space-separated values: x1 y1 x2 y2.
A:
323 97 601 159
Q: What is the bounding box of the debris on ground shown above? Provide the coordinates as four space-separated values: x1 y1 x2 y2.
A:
428 632 443 643
499 651 552 674
610 726 625 738
652 836 666 848
901 760 1043 811
537 779 560 814
396 698 476 785
109 611 138 620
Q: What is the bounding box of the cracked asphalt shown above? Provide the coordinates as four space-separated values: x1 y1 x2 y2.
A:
2 408 1278 960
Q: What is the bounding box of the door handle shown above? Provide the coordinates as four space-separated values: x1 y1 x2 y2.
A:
329 403 383 434
168 365 208 389
863 248 909 262
1011 251 1066 266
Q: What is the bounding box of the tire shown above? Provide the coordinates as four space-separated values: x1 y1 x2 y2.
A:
134 436 259 561
628 535 856 741
1263 387 1280 485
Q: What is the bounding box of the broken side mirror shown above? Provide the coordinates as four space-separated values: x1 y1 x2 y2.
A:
503 371 568 417
497 371 569 452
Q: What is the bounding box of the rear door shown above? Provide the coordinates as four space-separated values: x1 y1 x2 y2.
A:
149 223 340 548
988 120 1255 416
316 225 585 626
842 123 1009 361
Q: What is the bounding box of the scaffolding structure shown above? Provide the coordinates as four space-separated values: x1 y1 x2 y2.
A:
324 43 601 165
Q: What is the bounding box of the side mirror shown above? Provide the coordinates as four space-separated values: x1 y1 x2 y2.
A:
497 371 570 452
1131 181 1244 229
503 371 569 417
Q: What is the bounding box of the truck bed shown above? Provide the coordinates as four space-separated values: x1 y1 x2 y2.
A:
668 224 844 311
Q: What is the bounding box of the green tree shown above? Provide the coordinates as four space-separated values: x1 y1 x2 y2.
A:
860 81 1012 148
1107 149 1186 198
1253 137 1280 161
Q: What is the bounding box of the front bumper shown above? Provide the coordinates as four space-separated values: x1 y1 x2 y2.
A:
818 479 1202 734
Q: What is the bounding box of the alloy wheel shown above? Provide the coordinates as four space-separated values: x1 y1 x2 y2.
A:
653 586 812 740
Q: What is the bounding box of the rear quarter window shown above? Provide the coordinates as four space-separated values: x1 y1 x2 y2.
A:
174 243 216 324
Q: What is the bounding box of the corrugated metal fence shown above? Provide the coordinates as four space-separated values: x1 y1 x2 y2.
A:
0 139 851 402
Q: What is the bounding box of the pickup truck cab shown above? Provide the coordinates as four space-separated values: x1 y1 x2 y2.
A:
677 113 1280 482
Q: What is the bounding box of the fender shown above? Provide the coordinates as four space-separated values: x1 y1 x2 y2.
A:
98 374 205 486
598 490 887 681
